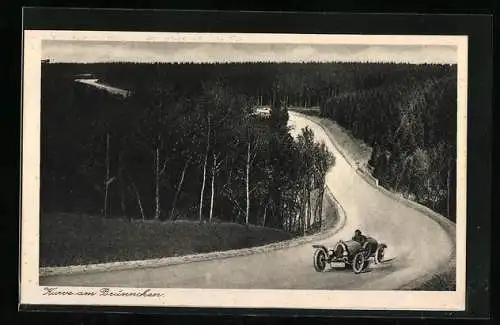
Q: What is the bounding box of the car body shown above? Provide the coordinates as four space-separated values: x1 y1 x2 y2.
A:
312 236 387 274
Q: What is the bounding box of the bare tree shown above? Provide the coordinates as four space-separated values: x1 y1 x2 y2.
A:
169 159 190 221
103 132 110 218
131 179 146 221
153 137 169 220
312 142 335 228
223 181 245 223
246 141 251 224
123 168 146 220
245 125 260 225
103 133 116 218
209 152 223 223
199 114 211 223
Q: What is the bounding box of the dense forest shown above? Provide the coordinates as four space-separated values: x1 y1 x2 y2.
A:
320 66 457 219
41 62 336 235
41 61 457 235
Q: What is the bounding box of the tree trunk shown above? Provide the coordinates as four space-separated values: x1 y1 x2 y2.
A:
169 160 189 221
199 116 211 222
394 157 410 192
117 150 126 216
447 164 451 219
154 146 161 220
246 141 251 224
295 202 300 233
262 202 267 226
209 152 216 223
301 179 307 235
314 185 321 224
306 181 312 230
120 184 126 217
103 133 110 218
318 184 326 229
131 180 146 221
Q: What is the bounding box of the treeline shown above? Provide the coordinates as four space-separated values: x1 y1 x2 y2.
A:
41 61 457 230
41 63 335 234
320 65 457 220
45 61 454 110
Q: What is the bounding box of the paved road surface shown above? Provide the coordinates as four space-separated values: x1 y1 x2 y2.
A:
75 79 130 98
40 112 454 290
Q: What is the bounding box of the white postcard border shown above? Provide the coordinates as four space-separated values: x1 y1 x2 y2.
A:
20 30 468 311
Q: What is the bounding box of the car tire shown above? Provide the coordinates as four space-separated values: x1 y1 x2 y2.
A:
374 245 386 264
313 249 327 272
352 252 366 274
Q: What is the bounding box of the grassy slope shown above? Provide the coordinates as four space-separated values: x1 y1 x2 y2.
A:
414 267 456 291
40 192 339 267
40 214 293 267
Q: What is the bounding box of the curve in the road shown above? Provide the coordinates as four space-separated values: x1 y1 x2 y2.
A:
40 112 455 290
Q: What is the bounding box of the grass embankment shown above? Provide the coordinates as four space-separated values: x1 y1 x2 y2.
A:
414 267 456 291
40 215 293 267
40 191 338 268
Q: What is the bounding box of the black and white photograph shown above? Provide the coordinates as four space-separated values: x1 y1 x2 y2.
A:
20 30 468 311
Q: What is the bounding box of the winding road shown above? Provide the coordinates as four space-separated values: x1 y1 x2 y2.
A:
40 111 455 290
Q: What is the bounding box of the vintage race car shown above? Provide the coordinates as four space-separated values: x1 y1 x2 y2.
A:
312 236 387 274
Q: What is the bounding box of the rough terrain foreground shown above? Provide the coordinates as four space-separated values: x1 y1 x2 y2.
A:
40 112 454 290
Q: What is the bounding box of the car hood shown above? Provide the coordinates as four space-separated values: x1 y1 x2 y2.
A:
342 240 362 251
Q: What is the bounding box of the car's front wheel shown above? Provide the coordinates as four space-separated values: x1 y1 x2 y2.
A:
352 252 366 274
374 245 386 264
313 249 327 272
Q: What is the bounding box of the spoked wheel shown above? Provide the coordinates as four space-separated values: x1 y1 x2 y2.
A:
374 245 386 264
313 249 327 272
352 252 366 274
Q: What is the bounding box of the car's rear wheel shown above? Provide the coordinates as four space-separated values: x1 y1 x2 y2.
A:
374 245 386 264
352 252 366 274
313 249 327 272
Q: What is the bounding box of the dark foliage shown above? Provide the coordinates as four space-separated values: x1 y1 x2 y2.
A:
320 64 457 220
41 62 336 233
41 60 456 235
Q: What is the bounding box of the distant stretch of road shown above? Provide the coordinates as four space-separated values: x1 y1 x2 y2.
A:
40 109 455 290
74 79 130 98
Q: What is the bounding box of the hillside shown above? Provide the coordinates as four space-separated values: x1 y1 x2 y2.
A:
40 61 457 231
320 73 457 220
40 188 339 267
39 213 294 267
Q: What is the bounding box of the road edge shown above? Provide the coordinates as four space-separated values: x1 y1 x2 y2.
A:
291 111 457 291
39 188 347 277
